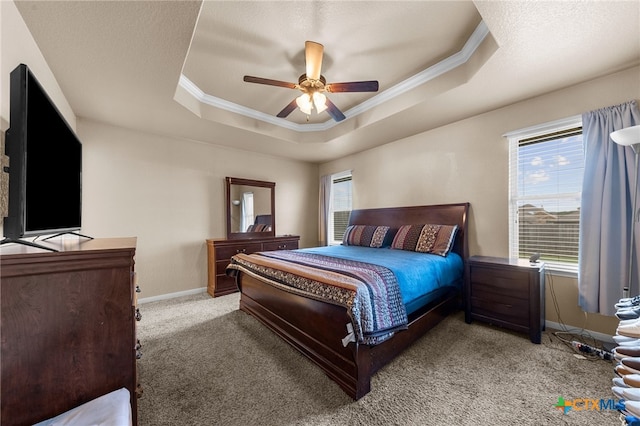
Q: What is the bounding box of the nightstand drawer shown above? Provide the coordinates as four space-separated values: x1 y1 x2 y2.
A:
469 267 529 300
471 297 529 327
470 290 530 309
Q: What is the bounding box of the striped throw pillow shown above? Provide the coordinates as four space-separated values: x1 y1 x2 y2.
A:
342 225 392 248
391 224 458 256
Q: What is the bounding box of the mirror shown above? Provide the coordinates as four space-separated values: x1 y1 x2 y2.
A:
226 177 275 239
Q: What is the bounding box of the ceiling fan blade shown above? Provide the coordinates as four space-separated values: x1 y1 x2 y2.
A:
326 81 379 93
276 99 298 118
305 41 324 81
243 75 297 89
324 97 346 122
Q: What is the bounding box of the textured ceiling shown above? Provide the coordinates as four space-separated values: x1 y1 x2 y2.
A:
182 1 481 125
13 0 640 163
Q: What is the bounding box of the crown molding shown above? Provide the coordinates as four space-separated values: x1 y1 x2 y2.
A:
178 20 491 133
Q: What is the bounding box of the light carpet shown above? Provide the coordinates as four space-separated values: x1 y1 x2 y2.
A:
137 292 619 425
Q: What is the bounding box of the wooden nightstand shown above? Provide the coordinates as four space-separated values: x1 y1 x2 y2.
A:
465 256 545 344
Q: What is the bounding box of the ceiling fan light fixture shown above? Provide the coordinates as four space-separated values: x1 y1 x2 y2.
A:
313 92 327 114
296 93 313 115
243 41 378 122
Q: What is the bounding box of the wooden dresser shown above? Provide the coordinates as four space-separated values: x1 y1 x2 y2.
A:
0 237 140 425
206 235 300 297
465 255 545 344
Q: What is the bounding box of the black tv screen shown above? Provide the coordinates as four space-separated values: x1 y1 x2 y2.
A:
3 63 82 239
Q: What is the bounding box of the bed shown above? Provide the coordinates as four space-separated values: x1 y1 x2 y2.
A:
227 203 469 399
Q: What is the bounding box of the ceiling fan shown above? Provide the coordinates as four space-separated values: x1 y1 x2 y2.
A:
243 41 379 122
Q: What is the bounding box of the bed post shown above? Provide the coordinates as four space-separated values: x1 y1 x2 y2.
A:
353 344 372 400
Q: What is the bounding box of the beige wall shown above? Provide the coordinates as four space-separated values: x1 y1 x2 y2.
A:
320 66 640 336
3 0 636 332
78 119 318 298
0 0 77 217
0 1 75 130
1 0 318 300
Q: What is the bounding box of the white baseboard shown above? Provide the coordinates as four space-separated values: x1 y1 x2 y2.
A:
138 287 207 304
545 320 614 343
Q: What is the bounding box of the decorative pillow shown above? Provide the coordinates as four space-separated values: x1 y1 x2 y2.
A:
391 224 458 256
390 224 423 251
246 224 270 232
342 225 393 248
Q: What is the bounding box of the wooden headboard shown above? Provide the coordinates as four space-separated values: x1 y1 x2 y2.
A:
347 203 470 261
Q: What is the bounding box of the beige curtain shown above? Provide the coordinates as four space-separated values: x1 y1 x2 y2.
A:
318 174 332 246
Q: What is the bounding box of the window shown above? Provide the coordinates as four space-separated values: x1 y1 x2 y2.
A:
328 171 352 245
507 117 584 274
240 192 254 232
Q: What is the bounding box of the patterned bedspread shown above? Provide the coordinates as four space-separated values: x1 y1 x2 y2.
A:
227 250 408 345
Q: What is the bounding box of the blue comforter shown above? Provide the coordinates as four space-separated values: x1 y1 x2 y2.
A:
298 245 463 314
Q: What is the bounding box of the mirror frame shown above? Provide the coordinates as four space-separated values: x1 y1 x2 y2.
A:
225 177 275 240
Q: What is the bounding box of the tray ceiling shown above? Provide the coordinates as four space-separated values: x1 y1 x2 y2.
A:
13 1 640 162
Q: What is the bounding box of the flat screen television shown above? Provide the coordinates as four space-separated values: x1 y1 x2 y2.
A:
2 63 83 247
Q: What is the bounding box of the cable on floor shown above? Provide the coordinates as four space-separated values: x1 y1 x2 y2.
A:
545 271 611 361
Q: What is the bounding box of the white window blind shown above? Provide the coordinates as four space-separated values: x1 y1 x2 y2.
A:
508 122 584 274
329 172 352 244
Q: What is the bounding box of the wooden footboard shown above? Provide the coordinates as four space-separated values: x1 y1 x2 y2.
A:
238 272 459 399
239 273 363 397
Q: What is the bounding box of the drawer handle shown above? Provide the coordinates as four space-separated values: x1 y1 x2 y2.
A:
136 349 143 360
135 308 142 322
135 339 142 350
279 244 287 249
236 248 246 254
136 285 141 293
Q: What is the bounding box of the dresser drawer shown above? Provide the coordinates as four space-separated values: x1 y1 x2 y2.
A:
216 243 263 260
216 260 233 274
215 274 238 295
206 236 300 298
263 239 298 251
